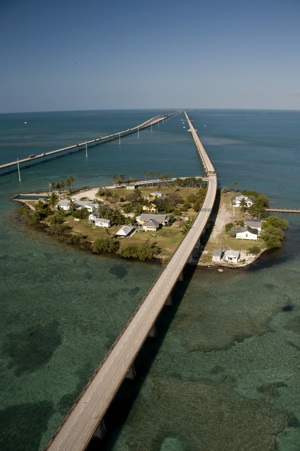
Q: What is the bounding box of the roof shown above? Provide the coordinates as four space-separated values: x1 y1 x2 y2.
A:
245 219 261 228
57 199 70 207
95 218 110 225
237 226 258 235
116 225 135 236
212 249 223 257
143 218 160 228
138 214 169 224
224 249 240 258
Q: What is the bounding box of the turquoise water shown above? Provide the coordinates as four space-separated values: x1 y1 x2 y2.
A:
0 110 300 450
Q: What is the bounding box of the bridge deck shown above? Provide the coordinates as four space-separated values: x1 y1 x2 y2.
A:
45 112 217 451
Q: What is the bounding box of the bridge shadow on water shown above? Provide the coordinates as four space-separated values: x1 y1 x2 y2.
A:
86 264 198 450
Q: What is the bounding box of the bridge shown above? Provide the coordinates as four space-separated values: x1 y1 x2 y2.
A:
0 112 179 176
44 111 217 451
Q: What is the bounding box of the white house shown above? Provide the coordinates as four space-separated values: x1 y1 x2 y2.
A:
236 226 258 241
57 199 71 211
142 218 160 232
95 218 111 228
88 212 101 223
224 250 240 263
76 201 97 213
116 225 135 237
245 219 262 235
231 195 253 208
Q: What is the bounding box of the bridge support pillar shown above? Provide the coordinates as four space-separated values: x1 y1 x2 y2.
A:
165 295 173 306
178 272 184 282
148 324 157 338
126 363 136 380
94 420 107 439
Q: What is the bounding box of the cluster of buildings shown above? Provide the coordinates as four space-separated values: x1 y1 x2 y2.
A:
56 195 171 238
212 195 262 264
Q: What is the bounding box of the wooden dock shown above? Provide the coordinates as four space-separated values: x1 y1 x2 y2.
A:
266 208 300 214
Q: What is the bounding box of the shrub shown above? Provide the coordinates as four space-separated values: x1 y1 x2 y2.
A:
92 238 120 254
248 246 261 255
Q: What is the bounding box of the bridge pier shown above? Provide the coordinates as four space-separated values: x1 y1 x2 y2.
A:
93 420 107 439
178 272 184 282
148 324 157 338
126 363 136 380
165 295 173 306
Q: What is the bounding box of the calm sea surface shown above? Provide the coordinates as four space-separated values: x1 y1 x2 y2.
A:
0 110 299 451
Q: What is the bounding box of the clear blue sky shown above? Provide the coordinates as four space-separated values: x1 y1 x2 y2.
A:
1 0 299 113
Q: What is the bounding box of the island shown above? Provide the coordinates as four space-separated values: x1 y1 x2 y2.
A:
15 176 288 266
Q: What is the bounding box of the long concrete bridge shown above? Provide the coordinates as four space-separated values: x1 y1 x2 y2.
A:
0 112 179 176
44 111 217 451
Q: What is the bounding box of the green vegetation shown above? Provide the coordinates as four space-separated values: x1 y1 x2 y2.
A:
92 238 120 254
19 180 207 263
261 216 289 249
118 240 160 261
226 191 288 250
49 175 74 193
241 190 269 218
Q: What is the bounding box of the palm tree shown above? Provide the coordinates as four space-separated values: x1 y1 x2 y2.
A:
233 181 238 192
66 176 74 191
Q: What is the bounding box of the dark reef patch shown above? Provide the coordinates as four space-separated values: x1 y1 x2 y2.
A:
0 401 54 451
109 264 128 279
3 321 62 375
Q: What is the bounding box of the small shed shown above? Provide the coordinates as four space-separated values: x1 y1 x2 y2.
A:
212 249 223 262
224 250 240 263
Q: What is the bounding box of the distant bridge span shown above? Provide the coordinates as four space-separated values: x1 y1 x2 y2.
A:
0 112 179 176
45 111 217 451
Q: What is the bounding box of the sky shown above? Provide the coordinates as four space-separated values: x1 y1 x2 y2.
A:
0 0 300 113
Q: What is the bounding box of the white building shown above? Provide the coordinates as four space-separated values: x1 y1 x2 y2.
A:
95 218 111 228
224 250 240 263
236 226 258 241
212 249 223 262
142 218 160 232
136 214 170 226
57 199 71 211
245 219 262 235
231 195 253 208
116 225 135 237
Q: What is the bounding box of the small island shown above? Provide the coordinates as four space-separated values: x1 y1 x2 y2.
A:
16 176 288 266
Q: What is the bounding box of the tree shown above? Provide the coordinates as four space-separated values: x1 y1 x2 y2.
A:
261 225 284 248
92 238 119 254
233 181 238 192
66 176 74 191
264 216 288 230
49 192 58 207
239 198 247 212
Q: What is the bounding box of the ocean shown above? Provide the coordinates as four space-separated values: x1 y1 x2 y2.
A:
0 109 299 451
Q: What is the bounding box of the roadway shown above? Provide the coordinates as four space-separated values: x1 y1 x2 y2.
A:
45 111 217 451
